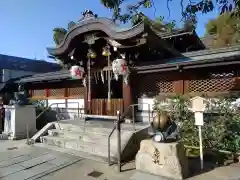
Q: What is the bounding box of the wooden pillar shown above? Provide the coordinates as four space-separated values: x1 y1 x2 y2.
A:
122 77 133 116
174 80 184 94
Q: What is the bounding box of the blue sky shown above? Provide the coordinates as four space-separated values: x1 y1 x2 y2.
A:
0 0 219 61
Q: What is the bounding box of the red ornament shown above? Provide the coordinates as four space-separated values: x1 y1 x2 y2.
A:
75 68 82 77
121 63 127 73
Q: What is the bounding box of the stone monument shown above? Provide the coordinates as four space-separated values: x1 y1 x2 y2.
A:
135 140 189 180
3 84 37 140
135 110 189 179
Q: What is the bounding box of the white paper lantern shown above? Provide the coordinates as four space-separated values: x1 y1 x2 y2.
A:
112 59 130 84
70 66 85 79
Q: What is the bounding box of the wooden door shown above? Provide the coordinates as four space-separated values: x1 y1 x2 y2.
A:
91 99 123 116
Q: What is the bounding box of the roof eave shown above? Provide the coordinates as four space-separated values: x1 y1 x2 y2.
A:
47 19 146 56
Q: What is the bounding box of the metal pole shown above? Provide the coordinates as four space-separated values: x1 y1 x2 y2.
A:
88 58 91 114
107 45 111 114
26 124 29 145
116 111 121 172
148 104 150 124
198 125 204 170
132 106 135 131
77 103 80 118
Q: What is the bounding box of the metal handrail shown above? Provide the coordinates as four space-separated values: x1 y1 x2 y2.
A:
129 103 151 130
107 103 151 170
107 124 116 166
36 102 81 120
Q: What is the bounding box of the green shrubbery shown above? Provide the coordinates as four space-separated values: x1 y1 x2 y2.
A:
153 95 240 155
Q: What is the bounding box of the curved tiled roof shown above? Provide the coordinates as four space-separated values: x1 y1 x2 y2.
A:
47 17 145 56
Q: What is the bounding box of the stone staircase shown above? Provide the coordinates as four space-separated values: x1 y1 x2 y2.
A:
34 120 149 163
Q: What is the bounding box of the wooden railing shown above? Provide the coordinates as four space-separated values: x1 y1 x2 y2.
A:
91 99 123 116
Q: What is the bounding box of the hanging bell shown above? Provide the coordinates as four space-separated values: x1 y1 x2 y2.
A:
90 52 96 59
102 47 111 56
87 49 96 59
102 49 107 56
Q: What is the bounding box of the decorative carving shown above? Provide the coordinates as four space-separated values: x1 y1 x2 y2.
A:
151 110 180 143
81 10 97 20
84 34 98 45
152 148 163 165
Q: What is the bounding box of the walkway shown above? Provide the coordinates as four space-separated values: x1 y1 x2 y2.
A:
0 140 239 180
0 140 81 180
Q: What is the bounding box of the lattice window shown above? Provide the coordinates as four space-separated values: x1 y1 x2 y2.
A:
156 80 174 93
49 88 65 97
138 74 174 97
32 89 45 97
68 87 84 97
189 77 234 93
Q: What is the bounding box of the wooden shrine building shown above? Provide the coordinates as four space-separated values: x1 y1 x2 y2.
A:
16 10 240 117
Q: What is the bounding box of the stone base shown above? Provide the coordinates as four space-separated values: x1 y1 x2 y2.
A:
135 139 189 180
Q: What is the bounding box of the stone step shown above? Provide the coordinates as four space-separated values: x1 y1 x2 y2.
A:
54 122 119 135
47 129 132 147
33 143 116 163
40 135 117 158
54 121 140 133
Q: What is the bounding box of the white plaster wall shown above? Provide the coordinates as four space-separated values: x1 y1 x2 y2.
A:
2 69 36 82
48 99 66 108
137 98 154 111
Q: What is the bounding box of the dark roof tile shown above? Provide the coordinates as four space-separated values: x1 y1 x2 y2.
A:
0 54 61 72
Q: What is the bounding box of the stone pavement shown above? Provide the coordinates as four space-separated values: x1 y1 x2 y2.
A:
0 140 81 180
0 140 239 180
36 159 240 180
